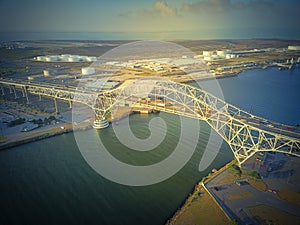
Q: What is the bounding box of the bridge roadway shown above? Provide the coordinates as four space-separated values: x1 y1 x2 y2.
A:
137 100 300 140
0 78 299 164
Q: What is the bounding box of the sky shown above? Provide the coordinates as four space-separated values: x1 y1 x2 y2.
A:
0 0 299 40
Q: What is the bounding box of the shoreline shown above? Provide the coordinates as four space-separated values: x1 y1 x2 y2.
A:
0 122 92 151
165 160 235 225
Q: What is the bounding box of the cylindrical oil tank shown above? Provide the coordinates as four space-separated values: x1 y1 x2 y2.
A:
86 56 97 62
288 46 300 51
203 51 212 56
203 56 212 61
82 67 95 75
68 55 80 62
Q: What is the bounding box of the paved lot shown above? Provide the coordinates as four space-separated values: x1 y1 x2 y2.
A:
206 153 300 224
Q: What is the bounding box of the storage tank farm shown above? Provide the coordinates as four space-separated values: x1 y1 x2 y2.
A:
203 51 213 61
202 49 236 61
68 55 80 62
203 50 212 56
288 45 300 51
34 54 97 62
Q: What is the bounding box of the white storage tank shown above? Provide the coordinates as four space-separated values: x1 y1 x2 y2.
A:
60 54 70 62
288 46 300 51
226 54 231 59
68 55 80 62
78 56 86 62
43 69 57 76
216 50 226 57
36 56 46 61
203 56 212 61
45 56 52 62
50 55 59 61
45 55 59 62
82 67 95 75
86 56 97 62
203 51 212 56
43 70 50 76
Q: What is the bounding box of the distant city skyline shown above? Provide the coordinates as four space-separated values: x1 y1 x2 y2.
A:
0 0 299 40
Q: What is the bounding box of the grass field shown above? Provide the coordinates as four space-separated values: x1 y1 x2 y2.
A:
171 188 231 225
247 204 300 225
278 189 300 206
248 178 268 192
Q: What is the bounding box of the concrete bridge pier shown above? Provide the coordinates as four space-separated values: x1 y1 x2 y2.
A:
12 86 18 99
1 86 5 96
54 98 58 114
92 110 109 129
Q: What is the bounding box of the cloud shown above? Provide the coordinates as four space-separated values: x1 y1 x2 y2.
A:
153 1 178 17
137 1 178 18
182 0 274 14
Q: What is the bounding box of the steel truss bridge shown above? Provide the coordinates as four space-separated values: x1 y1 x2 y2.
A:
1 78 299 165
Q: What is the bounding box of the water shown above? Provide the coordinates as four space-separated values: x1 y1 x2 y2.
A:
0 67 299 225
216 66 300 125
1 28 300 41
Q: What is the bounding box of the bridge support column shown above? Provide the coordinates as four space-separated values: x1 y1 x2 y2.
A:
93 110 109 129
93 118 109 129
23 87 29 104
21 86 25 97
1 86 4 96
54 98 58 114
13 86 18 99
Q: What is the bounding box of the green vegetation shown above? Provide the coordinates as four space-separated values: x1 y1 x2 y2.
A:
248 170 261 179
266 219 278 225
278 189 300 205
228 164 242 177
247 204 299 225
31 118 43 125
201 177 207 182
30 116 56 125
231 219 239 225
8 118 25 127
0 136 6 143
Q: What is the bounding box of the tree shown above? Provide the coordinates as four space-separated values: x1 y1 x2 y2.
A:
8 118 25 127
49 115 56 121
